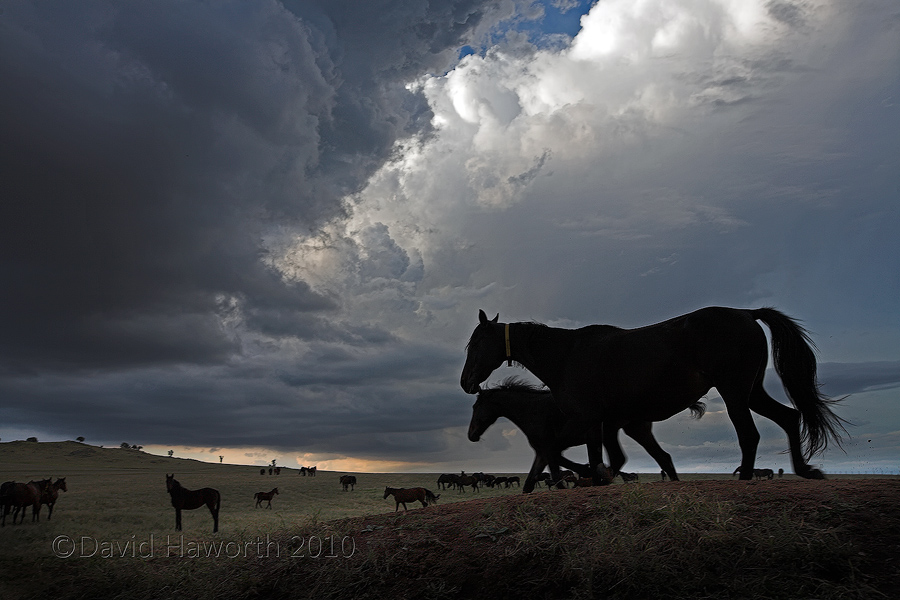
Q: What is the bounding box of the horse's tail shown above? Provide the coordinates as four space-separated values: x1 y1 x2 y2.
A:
751 307 849 459
424 489 439 504
688 400 706 419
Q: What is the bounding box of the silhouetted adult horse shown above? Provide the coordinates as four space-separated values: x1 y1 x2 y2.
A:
461 307 847 481
41 477 67 520
254 488 278 509
383 487 439 511
469 378 704 492
339 475 357 491
166 474 220 533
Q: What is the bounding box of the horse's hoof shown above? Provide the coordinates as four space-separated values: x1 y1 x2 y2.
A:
802 468 826 480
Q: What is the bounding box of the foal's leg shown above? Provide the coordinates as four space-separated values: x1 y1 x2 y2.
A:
621 421 679 481
748 385 825 479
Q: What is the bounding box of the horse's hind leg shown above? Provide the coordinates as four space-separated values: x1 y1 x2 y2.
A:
209 501 219 533
717 381 761 481
622 421 679 481
749 387 824 479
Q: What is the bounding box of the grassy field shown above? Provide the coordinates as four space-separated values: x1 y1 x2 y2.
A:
0 441 542 541
2 441 897 600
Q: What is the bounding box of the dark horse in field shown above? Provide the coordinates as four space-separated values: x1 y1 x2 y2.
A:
166 474 220 533
41 477 67 520
339 475 357 491
469 378 705 492
383 487 440 511
254 487 278 509
1 478 52 526
461 307 847 481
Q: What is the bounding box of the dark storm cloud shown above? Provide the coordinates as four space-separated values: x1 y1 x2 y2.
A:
0 0 502 372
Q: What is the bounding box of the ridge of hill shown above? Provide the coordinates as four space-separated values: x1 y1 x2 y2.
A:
0 440 244 475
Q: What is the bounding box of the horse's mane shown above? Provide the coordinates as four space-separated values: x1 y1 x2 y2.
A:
482 376 547 394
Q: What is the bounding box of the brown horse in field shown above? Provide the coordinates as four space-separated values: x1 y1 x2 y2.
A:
1 478 51 526
340 475 357 491
383 487 440 511
254 488 278 508
41 477 67 520
166 474 220 533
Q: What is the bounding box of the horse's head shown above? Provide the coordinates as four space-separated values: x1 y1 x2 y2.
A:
166 474 177 493
460 310 507 394
383 487 393 499
468 392 503 442
56 477 67 492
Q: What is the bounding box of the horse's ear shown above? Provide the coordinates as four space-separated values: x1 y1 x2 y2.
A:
478 310 499 324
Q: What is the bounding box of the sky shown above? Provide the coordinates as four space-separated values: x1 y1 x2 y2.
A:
2 0 898 476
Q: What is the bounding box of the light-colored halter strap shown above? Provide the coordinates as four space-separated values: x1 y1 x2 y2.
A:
505 323 512 366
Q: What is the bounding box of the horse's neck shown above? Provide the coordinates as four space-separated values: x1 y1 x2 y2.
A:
510 323 574 389
493 393 542 432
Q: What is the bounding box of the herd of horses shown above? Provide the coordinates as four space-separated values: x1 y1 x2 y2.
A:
0 477 67 526
461 306 848 487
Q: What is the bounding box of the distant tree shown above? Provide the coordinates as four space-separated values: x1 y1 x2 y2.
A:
27 437 38 442
121 442 130 449
76 436 85 443
219 456 224 463
271 459 277 467
168 450 174 458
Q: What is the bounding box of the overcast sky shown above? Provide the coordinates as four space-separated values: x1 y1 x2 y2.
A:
2 0 898 476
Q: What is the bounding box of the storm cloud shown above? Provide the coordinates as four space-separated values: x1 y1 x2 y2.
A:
2 0 898 475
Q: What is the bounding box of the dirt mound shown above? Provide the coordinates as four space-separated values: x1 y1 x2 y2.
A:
259 479 900 599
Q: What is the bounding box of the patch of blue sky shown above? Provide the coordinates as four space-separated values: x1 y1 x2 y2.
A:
458 0 595 59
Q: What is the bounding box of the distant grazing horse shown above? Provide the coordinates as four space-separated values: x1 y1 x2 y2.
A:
755 468 775 480
1 479 51 525
166 474 220 533
260 469 266 476
620 472 639 483
308 466 317 477
437 473 458 490
41 477 67 520
383 487 440 511
461 308 847 481
254 488 278 509
299 467 308 476
456 474 479 493
340 475 357 491
468 378 704 492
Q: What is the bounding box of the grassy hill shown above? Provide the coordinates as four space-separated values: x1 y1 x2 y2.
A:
2 441 898 600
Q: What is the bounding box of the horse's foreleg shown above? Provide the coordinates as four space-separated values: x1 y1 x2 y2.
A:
175 509 182 531
602 421 627 478
622 421 679 481
586 428 611 485
524 455 549 494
